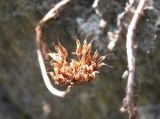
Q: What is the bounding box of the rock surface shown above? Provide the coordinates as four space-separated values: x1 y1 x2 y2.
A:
0 0 160 119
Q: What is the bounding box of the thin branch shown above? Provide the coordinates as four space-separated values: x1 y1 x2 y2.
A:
117 0 136 28
120 0 146 119
35 0 72 97
121 0 146 119
39 0 71 25
108 0 136 51
92 0 99 9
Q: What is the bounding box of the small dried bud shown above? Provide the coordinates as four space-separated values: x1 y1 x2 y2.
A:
47 39 107 85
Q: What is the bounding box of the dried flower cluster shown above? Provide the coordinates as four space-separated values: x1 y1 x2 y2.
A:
48 39 106 85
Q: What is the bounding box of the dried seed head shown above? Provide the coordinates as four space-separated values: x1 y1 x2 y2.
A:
47 39 107 85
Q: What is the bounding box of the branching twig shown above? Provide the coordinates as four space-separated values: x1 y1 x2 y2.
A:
35 0 72 97
107 0 136 51
117 0 136 28
120 0 146 119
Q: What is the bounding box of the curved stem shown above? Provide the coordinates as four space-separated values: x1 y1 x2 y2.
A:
37 49 72 97
35 0 72 97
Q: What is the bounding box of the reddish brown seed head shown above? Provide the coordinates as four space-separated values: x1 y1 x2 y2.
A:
47 39 106 85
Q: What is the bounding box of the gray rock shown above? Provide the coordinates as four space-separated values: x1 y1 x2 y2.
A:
0 0 160 119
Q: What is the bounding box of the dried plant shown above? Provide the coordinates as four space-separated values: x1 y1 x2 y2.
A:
35 0 72 97
48 39 107 85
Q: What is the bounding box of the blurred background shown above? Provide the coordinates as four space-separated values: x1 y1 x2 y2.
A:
0 0 160 119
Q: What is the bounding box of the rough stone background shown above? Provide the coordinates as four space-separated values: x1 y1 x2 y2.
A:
0 0 160 119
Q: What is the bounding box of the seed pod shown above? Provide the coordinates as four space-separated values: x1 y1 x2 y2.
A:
48 39 107 85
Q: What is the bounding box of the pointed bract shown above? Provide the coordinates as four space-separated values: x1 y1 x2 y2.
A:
47 39 107 85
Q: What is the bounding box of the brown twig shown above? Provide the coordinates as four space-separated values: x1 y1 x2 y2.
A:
117 0 136 28
120 0 146 118
107 0 136 51
35 0 72 97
